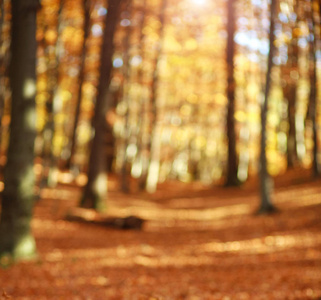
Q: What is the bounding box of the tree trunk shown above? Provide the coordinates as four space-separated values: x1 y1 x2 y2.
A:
285 17 299 168
80 0 122 210
0 0 39 261
307 0 319 177
287 85 297 168
145 0 167 193
257 0 277 214
65 0 90 172
40 0 63 188
134 0 148 190
225 0 239 186
0 0 5 134
120 1 133 193
0 0 10 153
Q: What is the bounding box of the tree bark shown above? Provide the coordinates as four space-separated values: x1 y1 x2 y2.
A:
257 0 277 214
0 0 39 260
307 0 319 177
80 0 122 210
0 0 10 152
225 0 239 186
120 0 133 193
285 17 299 168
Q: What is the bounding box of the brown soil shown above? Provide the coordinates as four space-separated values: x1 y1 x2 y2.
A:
1 169 321 299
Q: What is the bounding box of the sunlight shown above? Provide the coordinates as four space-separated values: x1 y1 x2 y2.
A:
42 232 321 269
199 233 321 255
94 172 108 197
57 171 74 184
76 173 88 186
276 186 321 206
13 234 37 260
24 107 36 130
107 203 252 222
20 166 35 197
23 78 36 99
189 0 206 6
40 187 80 201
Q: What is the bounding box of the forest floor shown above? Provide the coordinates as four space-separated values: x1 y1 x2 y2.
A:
1 168 321 299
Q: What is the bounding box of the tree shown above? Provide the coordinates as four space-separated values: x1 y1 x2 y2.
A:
135 0 148 190
225 0 240 186
284 9 299 169
0 0 40 260
39 0 64 188
65 0 91 172
145 0 167 193
307 0 319 177
80 0 123 210
0 0 10 154
120 0 133 193
257 0 277 214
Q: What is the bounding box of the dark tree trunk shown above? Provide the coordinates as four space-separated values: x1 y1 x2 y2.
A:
0 0 5 134
225 0 239 186
257 0 277 214
137 1 149 191
285 19 299 168
0 0 39 260
81 0 122 210
286 85 297 168
307 0 319 177
0 0 10 151
120 1 133 193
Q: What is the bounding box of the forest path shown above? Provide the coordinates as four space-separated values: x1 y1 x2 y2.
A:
1 168 321 299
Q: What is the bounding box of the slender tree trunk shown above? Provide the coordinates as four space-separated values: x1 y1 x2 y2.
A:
0 0 39 260
225 0 239 186
134 0 149 190
81 0 122 210
0 0 10 152
286 17 299 168
40 0 63 188
145 0 167 193
120 0 133 193
65 0 90 171
0 0 4 133
307 0 319 177
257 0 277 214
287 86 297 168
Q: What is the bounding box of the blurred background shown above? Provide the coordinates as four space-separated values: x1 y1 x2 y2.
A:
0 0 320 194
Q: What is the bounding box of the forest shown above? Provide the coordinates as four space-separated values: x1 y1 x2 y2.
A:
0 0 321 298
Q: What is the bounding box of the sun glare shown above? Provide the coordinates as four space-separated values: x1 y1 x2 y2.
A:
190 0 206 6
